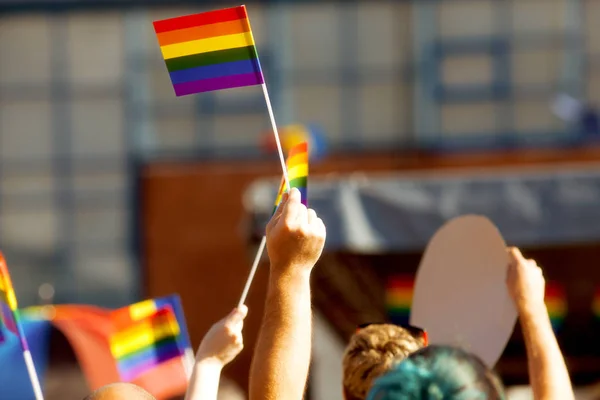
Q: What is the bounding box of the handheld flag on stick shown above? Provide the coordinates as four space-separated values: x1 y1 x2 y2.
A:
238 142 309 307
110 307 183 382
592 287 600 321
386 276 414 326
544 282 567 332
263 123 328 161
0 253 45 400
272 141 308 213
153 6 263 96
32 303 189 398
153 5 291 191
111 295 195 381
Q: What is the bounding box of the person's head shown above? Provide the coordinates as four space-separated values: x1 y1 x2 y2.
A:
343 324 426 400
366 345 505 400
83 383 156 400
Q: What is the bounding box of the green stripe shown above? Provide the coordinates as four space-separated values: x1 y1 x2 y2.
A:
290 176 307 188
387 306 411 313
165 46 258 72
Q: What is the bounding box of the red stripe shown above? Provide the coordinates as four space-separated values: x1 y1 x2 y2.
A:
153 6 248 34
387 277 414 290
544 283 565 298
287 142 308 158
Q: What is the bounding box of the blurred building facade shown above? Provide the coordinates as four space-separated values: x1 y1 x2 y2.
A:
0 0 598 307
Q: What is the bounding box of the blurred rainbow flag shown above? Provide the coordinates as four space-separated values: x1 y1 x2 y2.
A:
112 295 192 351
0 255 19 341
0 253 44 400
110 295 194 382
110 307 183 381
273 141 308 214
0 317 52 400
544 282 567 331
592 287 600 320
386 276 414 325
11 300 192 399
263 123 327 160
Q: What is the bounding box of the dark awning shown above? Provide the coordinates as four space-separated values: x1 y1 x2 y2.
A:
245 164 600 253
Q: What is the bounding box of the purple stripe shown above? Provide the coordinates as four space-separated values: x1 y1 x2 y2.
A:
117 340 182 381
173 72 263 96
119 352 182 381
169 59 261 84
299 187 308 206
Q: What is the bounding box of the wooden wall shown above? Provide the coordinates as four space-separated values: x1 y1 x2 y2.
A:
140 146 600 394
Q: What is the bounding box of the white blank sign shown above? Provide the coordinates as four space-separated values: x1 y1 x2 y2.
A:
410 215 517 367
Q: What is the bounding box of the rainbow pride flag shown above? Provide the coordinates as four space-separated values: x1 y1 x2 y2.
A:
592 287 600 321
545 282 567 331
263 123 327 161
272 142 308 214
153 5 264 97
110 307 183 382
112 295 192 351
0 254 21 343
386 276 414 325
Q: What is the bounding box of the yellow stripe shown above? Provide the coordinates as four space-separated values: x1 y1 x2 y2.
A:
288 164 308 180
160 32 255 60
1 282 18 310
386 293 412 305
110 320 180 358
129 300 157 321
287 153 308 168
6 290 17 310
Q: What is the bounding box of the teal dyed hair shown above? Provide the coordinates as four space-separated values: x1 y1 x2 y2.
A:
366 345 505 400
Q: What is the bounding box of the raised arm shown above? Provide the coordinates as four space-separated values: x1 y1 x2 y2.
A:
185 306 247 400
506 248 574 400
249 188 326 400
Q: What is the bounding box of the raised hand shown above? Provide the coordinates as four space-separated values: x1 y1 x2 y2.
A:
196 306 248 367
506 247 546 313
266 187 326 275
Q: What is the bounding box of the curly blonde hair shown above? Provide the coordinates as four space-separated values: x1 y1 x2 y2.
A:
342 324 425 400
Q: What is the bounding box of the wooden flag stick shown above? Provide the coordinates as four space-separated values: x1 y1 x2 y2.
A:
236 82 291 307
14 312 44 400
238 236 267 308
261 82 291 192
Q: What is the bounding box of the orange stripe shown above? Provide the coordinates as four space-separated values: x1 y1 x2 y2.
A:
157 19 251 47
287 152 309 168
288 142 308 158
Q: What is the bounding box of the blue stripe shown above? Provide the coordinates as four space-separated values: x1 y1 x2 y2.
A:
169 59 261 84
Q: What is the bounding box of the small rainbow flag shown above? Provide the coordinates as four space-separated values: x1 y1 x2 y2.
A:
545 282 567 331
273 142 308 214
386 276 414 325
110 307 183 382
0 253 44 400
111 295 193 376
153 5 264 97
592 287 600 320
0 255 21 343
263 123 327 160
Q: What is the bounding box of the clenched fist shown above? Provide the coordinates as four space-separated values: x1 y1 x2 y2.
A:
266 188 326 275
